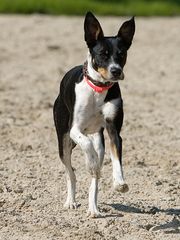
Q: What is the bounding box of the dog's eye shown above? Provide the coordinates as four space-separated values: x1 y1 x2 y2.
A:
100 50 109 58
105 50 109 56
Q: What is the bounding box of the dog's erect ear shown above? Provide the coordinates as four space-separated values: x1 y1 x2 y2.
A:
118 17 135 48
84 12 104 47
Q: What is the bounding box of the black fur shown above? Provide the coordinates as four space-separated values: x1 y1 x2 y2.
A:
53 66 83 158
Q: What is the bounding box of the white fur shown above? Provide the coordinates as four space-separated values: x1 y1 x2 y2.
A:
62 134 77 209
70 81 106 177
108 62 124 80
88 178 100 217
102 98 120 120
89 133 104 165
111 152 125 186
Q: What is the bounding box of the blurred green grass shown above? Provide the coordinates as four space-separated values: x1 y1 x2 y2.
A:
0 0 180 16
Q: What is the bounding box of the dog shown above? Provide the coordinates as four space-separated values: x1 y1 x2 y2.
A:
53 12 135 217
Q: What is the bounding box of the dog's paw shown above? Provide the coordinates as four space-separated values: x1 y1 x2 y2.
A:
114 183 129 193
64 200 79 209
87 209 102 218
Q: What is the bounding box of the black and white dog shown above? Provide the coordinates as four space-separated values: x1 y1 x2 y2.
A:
53 12 135 217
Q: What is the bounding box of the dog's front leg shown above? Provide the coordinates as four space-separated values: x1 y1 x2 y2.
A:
70 125 101 177
88 177 100 218
70 126 101 217
106 120 129 193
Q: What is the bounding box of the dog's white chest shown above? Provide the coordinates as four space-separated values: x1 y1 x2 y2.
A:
83 94 105 134
73 81 120 134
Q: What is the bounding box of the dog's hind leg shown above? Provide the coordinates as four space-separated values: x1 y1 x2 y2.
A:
62 134 78 209
53 96 77 209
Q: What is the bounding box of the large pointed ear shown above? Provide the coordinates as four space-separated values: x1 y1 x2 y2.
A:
84 12 104 47
118 17 135 48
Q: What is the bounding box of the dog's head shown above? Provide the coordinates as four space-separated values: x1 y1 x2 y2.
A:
84 12 135 82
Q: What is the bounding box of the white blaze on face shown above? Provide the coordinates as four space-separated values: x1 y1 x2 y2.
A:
108 57 124 80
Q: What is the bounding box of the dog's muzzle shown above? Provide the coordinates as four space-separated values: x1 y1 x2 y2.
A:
110 67 124 81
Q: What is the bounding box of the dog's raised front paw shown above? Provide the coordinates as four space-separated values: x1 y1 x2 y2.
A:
114 183 129 193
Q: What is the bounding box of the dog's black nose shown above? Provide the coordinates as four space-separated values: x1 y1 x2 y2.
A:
110 67 122 78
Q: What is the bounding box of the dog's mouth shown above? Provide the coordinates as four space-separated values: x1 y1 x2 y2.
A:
98 67 124 83
110 75 124 82
103 71 124 82
112 71 124 81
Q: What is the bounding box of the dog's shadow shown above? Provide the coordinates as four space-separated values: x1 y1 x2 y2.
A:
108 203 179 215
147 216 180 234
103 203 180 233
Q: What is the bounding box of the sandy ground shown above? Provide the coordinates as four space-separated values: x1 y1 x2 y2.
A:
0 15 180 240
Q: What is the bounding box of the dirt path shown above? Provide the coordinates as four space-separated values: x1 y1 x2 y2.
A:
0 15 179 240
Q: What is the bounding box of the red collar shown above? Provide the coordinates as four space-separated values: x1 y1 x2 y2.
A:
84 76 113 93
